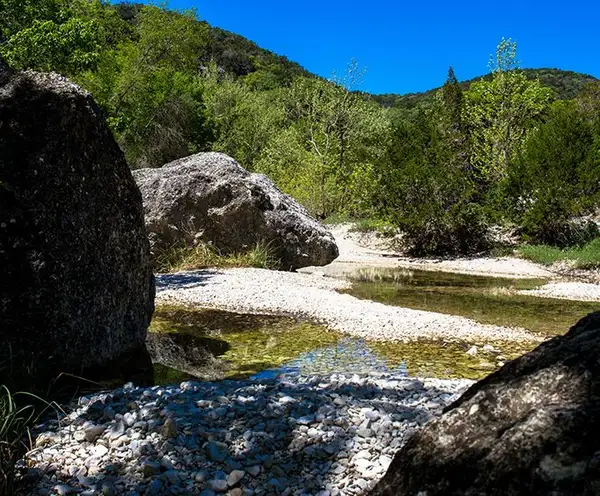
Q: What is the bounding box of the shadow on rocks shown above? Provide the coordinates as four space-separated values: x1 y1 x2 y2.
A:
155 270 219 292
24 376 461 494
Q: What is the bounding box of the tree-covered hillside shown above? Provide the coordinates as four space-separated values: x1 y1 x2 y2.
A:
1 0 599 256
372 68 599 109
113 2 311 85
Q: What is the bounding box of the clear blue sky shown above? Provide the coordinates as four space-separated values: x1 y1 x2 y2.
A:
124 1 600 95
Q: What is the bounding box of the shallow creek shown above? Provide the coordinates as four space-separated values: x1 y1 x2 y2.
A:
335 266 599 337
147 267 598 384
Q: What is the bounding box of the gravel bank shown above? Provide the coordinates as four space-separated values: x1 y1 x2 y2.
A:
519 281 600 302
324 224 555 279
156 268 540 343
26 373 472 495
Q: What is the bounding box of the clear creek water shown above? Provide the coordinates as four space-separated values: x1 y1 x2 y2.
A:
148 266 598 383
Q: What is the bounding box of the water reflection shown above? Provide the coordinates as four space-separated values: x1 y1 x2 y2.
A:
148 306 533 384
254 338 406 379
147 332 230 381
337 267 598 336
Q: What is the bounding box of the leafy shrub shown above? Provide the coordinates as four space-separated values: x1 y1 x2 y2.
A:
400 202 490 256
501 101 600 246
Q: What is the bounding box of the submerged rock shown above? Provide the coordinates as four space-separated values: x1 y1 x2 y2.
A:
0 66 154 378
132 152 338 270
146 331 229 380
371 311 600 496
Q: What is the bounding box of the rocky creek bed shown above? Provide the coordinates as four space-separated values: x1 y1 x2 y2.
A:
24 231 600 495
25 373 471 495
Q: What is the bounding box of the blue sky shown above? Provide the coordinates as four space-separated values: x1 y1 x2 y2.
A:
124 1 600 95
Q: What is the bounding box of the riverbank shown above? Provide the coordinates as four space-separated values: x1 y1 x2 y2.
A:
156 268 540 343
310 224 600 302
21 224 600 495
26 373 472 495
323 224 555 278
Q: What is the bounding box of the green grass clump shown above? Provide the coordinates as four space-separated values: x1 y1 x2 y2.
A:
322 213 356 225
518 238 600 269
0 386 36 495
154 241 281 273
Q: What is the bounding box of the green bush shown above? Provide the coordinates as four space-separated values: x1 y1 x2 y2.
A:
502 101 600 246
400 201 490 256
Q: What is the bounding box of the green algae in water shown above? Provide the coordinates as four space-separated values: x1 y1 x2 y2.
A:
153 362 193 385
367 339 538 380
341 267 599 337
148 304 541 383
150 305 342 380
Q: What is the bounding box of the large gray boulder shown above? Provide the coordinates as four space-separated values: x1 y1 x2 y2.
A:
132 152 338 270
371 311 600 496
0 66 154 377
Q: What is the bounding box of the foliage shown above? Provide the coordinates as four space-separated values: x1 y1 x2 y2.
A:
463 39 553 181
374 68 598 110
1 14 102 75
79 5 212 168
0 0 132 76
501 100 600 245
2 2 597 257
0 387 36 495
202 67 286 169
255 67 389 218
348 218 397 236
0 0 63 40
376 71 490 256
518 238 600 269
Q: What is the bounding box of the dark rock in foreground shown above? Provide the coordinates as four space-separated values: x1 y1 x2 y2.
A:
0 66 154 378
132 152 338 270
371 311 600 496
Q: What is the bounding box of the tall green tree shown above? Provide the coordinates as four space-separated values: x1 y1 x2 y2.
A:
255 66 388 218
201 65 286 169
378 107 488 255
464 38 553 181
81 5 212 168
0 0 131 76
439 66 463 131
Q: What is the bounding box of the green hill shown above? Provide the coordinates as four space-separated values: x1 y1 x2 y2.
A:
372 69 599 109
114 4 597 107
114 2 310 85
